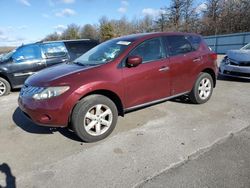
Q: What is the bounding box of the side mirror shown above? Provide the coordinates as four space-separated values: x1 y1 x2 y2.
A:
126 55 142 67
8 56 14 62
12 55 25 63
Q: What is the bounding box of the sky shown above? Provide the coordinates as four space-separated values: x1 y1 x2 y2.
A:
0 0 206 47
0 0 171 46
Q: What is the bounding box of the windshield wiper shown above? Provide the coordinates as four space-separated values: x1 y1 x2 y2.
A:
73 61 86 66
73 61 103 66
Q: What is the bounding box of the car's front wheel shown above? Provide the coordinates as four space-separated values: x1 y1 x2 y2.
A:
0 77 10 97
189 72 214 104
71 94 118 142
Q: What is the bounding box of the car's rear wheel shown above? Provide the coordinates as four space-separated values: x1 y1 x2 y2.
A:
71 94 118 142
189 72 213 104
0 77 10 97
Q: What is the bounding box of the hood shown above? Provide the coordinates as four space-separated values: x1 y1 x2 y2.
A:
227 50 250 62
26 63 96 86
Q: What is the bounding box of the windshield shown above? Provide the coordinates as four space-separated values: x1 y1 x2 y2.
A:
0 49 16 61
241 43 250 50
73 38 133 65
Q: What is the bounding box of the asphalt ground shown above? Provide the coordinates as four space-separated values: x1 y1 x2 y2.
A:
140 126 250 188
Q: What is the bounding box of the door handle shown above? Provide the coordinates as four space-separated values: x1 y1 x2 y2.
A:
159 66 169 72
193 57 202 62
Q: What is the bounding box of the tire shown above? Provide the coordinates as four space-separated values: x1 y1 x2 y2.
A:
189 72 214 104
0 77 11 97
71 94 118 142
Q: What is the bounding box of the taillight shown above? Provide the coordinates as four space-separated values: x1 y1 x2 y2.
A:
209 53 217 61
209 53 218 67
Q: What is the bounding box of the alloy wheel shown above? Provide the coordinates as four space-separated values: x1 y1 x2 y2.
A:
0 81 6 96
198 78 212 100
84 104 113 136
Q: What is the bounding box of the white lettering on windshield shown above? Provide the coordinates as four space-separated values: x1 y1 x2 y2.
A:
117 41 131 45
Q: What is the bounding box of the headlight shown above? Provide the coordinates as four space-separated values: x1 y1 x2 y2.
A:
223 56 230 65
32 86 70 100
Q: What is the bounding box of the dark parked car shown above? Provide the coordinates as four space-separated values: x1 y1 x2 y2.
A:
18 32 218 142
0 39 99 96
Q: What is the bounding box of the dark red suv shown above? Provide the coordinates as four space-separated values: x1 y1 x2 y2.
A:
18 32 218 142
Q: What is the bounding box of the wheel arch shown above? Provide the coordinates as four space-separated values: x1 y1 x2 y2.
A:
84 90 124 116
69 89 124 126
0 73 12 88
201 68 216 87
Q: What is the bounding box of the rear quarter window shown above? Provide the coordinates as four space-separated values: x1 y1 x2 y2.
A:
186 35 202 51
41 42 67 58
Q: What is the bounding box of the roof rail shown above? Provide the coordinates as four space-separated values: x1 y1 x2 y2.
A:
38 39 94 43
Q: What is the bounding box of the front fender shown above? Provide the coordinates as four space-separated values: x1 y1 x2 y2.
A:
74 81 123 98
62 80 124 123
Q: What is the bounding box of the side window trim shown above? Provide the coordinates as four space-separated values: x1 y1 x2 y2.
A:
162 36 170 58
160 37 168 59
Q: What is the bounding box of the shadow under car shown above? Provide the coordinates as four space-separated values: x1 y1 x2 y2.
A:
12 107 82 142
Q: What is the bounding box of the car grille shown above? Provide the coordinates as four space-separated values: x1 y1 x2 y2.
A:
229 61 250 67
223 70 250 78
20 85 43 97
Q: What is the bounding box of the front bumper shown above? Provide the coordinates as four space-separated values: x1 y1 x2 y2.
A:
18 92 79 127
219 62 250 79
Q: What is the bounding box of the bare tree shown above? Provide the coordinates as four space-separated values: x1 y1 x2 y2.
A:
200 0 222 35
80 24 99 40
110 17 134 37
200 0 250 35
43 0 250 41
155 9 168 32
138 15 154 33
182 0 199 32
155 0 199 32
44 32 60 41
99 17 115 41
61 24 80 40
168 0 184 31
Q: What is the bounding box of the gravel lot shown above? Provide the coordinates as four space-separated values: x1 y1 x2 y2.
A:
0 56 250 187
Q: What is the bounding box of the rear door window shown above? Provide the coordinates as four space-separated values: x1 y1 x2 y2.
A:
12 44 41 63
41 42 67 58
130 38 164 63
166 36 193 56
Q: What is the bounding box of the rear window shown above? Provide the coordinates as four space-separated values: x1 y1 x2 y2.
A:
64 41 99 61
41 42 67 58
166 36 193 56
